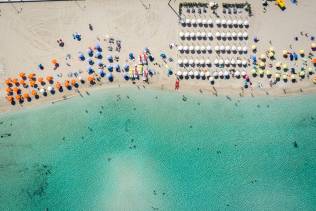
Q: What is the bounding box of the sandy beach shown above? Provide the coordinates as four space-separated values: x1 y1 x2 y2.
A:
1 0 316 113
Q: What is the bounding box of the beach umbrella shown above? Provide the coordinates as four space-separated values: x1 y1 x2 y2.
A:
177 71 182 76
87 76 95 83
224 71 229 77
87 48 93 56
190 32 195 38
221 32 226 38
218 71 223 77
252 45 257 51
185 19 190 24
224 59 230 65
282 50 288 56
231 59 236 65
98 69 105 77
189 59 194 65
183 46 188 51
282 74 288 80
205 59 211 65
282 63 288 70
129 52 135 60
213 71 218 77
236 60 242 65
95 51 102 59
221 19 227 25
194 59 200 65
237 20 243 26
299 49 305 55
299 71 305 77
242 46 248 53
234 71 240 77
231 46 237 51
275 73 281 79
37 77 44 84
189 71 194 77
107 55 113 62
189 46 194 51
266 70 272 76
202 19 207 25
197 19 202 25
183 59 188 65
243 32 248 38
201 32 206 38
87 66 94 74
232 20 238 26
18 72 25 79
269 47 274 52
39 88 45 94
114 64 120 71
232 32 237 38
251 69 257 75
191 19 196 24
214 59 219 65
237 32 243 38
96 60 103 67
15 95 22 102
214 46 220 51
124 64 129 71
206 45 212 51
220 45 225 51
207 19 213 25
226 32 231 38
177 45 183 51
47 86 53 92
219 59 224 65
200 71 205 77
184 32 190 38
87 57 94 65
291 74 296 80
95 43 102 51
260 54 266 61
241 71 247 77
200 59 205 65
215 19 221 25
308 67 314 74
107 65 113 72
243 20 249 27
78 52 85 61
259 62 265 68
207 32 212 38
209 76 214 82
179 32 184 38
183 71 188 77
107 73 113 81
205 71 210 77
200 46 206 51
237 46 242 52
215 32 221 38
242 60 247 66
227 20 232 26
177 59 183 65
194 46 200 51
46 75 53 82
268 51 274 59
194 71 199 77
12 78 19 86
275 62 281 68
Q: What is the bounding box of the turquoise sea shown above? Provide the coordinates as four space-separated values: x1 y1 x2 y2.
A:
0 87 316 210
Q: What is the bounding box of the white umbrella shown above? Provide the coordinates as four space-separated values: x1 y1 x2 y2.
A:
213 72 218 77
220 45 225 51
177 71 182 76
194 46 200 51
234 71 240 77
214 46 220 51
200 46 206 51
185 32 190 38
196 32 201 38
224 71 229 77
230 59 236 65
225 46 231 51
241 71 247 76
237 46 242 52
242 32 248 38
200 71 205 77
243 20 249 27
199 59 205 65
231 46 237 51
189 71 194 76
206 45 212 51
201 32 206 38
194 59 200 65
180 19 185 25
215 19 221 25
185 19 191 24
205 71 210 77
232 32 237 38
224 59 230 65
183 46 188 51
226 32 231 38
207 32 212 38
237 20 243 26
183 71 188 77
219 59 224 65
227 20 232 26
190 32 195 38
242 46 248 53
177 59 183 64
205 59 211 65
194 71 199 77
202 19 207 25
215 32 221 38
179 32 184 38
236 60 242 65
207 19 213 25
191 19 196 24
47 86 53 92
218 71 223 77
189 59 194 65
242 60 247 66
232 20 238 25
189 46 194 51
197 19 202 25
214 59 219 65
237 32 243 38
221 19 227 25
177 45 183 51
39 88 45 93
221 32 226 38
183 59 188 64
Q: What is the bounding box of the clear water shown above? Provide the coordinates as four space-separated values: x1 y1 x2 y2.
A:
0 88 316 210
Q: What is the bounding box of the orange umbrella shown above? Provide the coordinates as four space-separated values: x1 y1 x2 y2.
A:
15 95 22 101
87 76 94 82
71 79 77 86
6 87 12 94
46 76 53 82
28 73 36 79
20 80 26 86
312 58 316 64
51 59 58 65
30 81 36 87
64 80 70 87
55 82 62 89
13 87 20 93
23 93 30 99
38 77 44 83
6 96 14 102
31 90 37 96
19 72 26 78
12 78 19 86
5 78 12 86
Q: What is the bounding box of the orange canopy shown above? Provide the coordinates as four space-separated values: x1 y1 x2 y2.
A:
12 78 19 85
5 87 12 93
64 80 70 87
312 58 316 64
28 73 36 79
6 96 14 102
55 82 62 89
5 78 12 85
38 77 44 83
71 79 77 85
19 72 26 78
23 93 30 99
87 76 94 81
15 95 22 101
30 81 36 87
20 80 26 85
51 59 58 65
46 76 53 81
31 90 37 96
13 87 20 93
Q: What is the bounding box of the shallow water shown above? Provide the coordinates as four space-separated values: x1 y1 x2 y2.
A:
0 88 316 210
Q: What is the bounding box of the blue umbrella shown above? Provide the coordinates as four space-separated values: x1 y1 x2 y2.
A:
107 72 113 81
107 55 113 62
98 69 105 77
95 51 102 59
124 64 129 71
78 53 85 61
96 60 103 67
123 72 129 80
129 53 134 60
87 58 94 65
144 47 150 53
95 43 102 52
107 65 113 72
293 53 298 60
290 53 294 61
38 64 44 70
87 48 93 57
160 52 166 59
87 66 94 74
251 54 257 64
114 64 120 72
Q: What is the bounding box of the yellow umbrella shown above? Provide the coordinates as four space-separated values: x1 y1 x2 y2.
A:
268 51 274 58
259 61 265 68
266 70 272 76
308 67 314 74
275 73 281 79
282 63 288 70
251 45 257 51
259 69 264 75
251 69 257 75
269 47 274 52
299 71 305 77
311 43 316 48
275 62 281 68
291 74 296 80
282 74 288 80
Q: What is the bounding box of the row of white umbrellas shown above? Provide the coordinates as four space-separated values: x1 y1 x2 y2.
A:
181 19 249 27
177 45 248 53
177 59 248 66
176 70 247 79
179 31 248 39
177 45 212 52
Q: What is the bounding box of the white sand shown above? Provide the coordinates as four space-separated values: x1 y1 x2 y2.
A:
0 0 316 112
